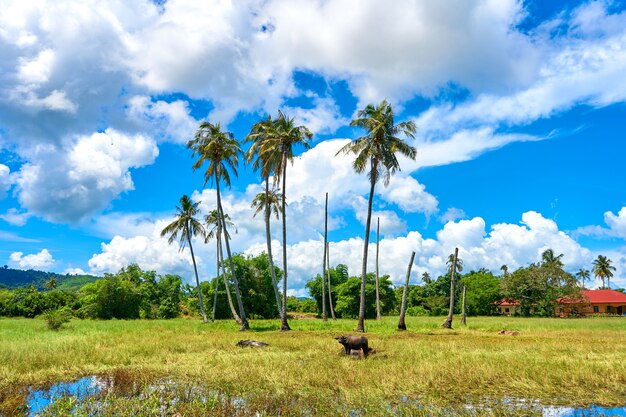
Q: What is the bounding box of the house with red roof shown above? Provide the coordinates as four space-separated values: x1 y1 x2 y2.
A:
556 289 626 317
494 299 527 316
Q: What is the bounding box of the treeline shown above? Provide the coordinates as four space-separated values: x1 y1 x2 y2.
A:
0 266 98 290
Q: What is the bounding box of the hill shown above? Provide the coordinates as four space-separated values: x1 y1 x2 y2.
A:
0 266 99 290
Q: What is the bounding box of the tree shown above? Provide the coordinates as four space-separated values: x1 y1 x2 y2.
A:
576 268 590 289
375 217 382 320
442 248 459 329
161 195 208 323
321 192 329 321
205 210 240 323
250 188 284 317
421 272 432 284
500 265 509 277
188 122 249 330
336 100 417 332
460 271 502 315
460 285 467 326
44 278 58 290
398 251 416 330
248 111 312 331
326 243 337 320
541 249 564 269
592 255 616 289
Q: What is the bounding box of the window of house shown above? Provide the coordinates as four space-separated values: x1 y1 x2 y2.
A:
593 306 599 313
505 308 509 313
559 308 564 313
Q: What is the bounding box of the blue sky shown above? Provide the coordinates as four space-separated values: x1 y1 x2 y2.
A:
1 0 626 295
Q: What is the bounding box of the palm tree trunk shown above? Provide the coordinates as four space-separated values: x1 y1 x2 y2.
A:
264 180 283 316
326 243 336 320
397 251 416 330
375 217 381 320
460 285 467 326
211 237 220 321
218 234 241 324
187 232 208 323
442 247 459 329
357 167 377 332
215 171 249 331
280 152 291 331
321 192 328 321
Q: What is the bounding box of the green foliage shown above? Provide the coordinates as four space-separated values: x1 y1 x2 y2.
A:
333 273 396 319
461 271 502 315
44 307 73 330
406 305 429 316
0 267 97 290
305 264 349 315
285 296 317 313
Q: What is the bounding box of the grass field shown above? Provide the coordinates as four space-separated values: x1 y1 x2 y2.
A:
1 315 625 416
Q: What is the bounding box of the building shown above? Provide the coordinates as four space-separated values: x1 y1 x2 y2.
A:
556 289 626 317
494 299 521 316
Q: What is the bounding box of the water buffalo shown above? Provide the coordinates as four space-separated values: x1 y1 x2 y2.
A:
334 335 370 358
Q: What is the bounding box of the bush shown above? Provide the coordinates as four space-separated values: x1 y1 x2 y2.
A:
44 307 72 330
406 306 429 317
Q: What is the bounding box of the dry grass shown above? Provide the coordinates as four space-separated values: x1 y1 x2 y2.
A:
1 315 625 415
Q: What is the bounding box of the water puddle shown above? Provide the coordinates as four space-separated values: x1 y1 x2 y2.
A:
24 377 626 416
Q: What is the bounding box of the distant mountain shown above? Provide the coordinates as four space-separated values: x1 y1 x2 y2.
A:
0 266 99 291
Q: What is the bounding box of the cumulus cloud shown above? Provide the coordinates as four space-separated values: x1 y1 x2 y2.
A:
14 129 158 223
9 248 55 269
0 164 12 198
576 207 626 240
0 208 32 226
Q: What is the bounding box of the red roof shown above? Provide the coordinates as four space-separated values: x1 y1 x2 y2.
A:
493 298 520 306
558 290 626 304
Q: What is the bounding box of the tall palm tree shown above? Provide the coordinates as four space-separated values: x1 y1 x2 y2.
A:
575 268 590 289
336 100 417 332
375 217 382 320
250 188 284 317
321 192 329 321
326 242 336 320
188 122 249 330
205 210 240 323
447 253 464 274
397 251 416 331
443 248 460 329
592 255 616 289
161 195 208 323
248 111 312 331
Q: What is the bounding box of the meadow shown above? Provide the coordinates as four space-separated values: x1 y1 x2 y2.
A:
1 316 625 416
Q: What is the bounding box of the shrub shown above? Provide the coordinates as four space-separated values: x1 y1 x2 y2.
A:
44 307 73 330
406 306 429 317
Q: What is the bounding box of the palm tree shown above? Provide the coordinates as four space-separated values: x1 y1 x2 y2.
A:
248 111 312 331
161 195 208 323
592 255 616 289
326 242 337 320
443 248 460 329
336 100 417 332
500 264 509 277
422 271 432 284
447 252 464 274
541 249 564 268
250 188 284 317
375 217 382 320
44 278 58 290
576 268 590 289
188 122 249 330
397 251 416 331
205 210 240 323
321 192 329 321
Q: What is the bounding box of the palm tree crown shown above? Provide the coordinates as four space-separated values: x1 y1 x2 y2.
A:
160 195 206 248
592 255 616 288
188 122 242 187
251 189 284 219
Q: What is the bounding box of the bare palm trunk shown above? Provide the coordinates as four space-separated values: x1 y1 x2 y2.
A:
442 247 459 329
326 243 336 320
357 169 377 332
264 180 283 316
375 217 381 320
280 153 291 331
460 285 467 326
215 171 249 331
211 237 220 321
321 192 328 321
187 233 207 323
397 251 416 331
218 234 241 323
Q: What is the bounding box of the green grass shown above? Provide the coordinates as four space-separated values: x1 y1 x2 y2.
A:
1 316 625 416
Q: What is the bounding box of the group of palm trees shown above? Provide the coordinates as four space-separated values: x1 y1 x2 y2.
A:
161 100 416 332
577 255 617 289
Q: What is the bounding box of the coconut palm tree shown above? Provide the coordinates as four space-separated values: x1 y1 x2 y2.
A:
375 217 382 320
336 100 417 332
205 210 240 323
321 192 329 321
443 248 460 329
248 111 312 331
575 268 590 289
541 249 564 268
500 264 509 277
250 188 284 317
188 122 249 330
398 251 416 331
592 255 616 289
421 271 432 284
161 195 208 323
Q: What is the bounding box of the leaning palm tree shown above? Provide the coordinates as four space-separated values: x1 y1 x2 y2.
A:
336 100 417 332
592 255 616 289
575 268 590 289
250 188 284 317
250 111 313 331
161 195 208 323
188 122 249 330
398 251 416 331
205 210 240 323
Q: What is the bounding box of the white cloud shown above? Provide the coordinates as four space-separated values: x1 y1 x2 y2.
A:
576 207 626 240
64 267 86 275
14 128 158 223
0 164 12 199
0 208 31 226
440 207 467 223
9 248 55 270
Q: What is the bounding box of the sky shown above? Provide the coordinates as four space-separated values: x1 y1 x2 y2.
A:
1 0 626 296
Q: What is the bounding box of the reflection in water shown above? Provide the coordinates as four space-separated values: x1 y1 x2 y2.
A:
27 376 104 416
